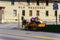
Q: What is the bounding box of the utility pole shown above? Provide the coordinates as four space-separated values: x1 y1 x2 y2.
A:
18 13 20 30
53 1 58 25
18 5 20 30
21 16 24 29
55 10 57 25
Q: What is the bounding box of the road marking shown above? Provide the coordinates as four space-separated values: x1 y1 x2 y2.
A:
0 32 60 40
0 32 31 36
32 36 59 40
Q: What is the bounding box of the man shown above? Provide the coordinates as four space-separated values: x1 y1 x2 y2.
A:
35 17 41 24
21 16 27 29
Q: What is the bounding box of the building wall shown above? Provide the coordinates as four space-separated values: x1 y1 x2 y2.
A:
0 1 60 23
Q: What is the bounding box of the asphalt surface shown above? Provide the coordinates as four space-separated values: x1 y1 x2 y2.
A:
0 29 60 40
0 34 45 40
0 23 60 40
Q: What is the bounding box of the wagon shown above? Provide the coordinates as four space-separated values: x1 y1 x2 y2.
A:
24 21 46 31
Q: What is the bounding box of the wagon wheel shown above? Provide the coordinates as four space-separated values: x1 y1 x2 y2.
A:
31 27 38 31
28 26 38 31
27 22 36 30
30 23 38 31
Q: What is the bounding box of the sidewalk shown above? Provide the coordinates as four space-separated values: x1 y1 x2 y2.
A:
0 23 22 29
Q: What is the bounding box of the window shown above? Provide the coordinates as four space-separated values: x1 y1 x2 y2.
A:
18 0 20 2
46 11 49 16
36 10 39 16
27 0 30 5
13 10 17 16
36 0 39 5
18 0 20 4
29 10 32 16
11 0 14 5
22 10 25 16
15 19 18 21
46 0 49 6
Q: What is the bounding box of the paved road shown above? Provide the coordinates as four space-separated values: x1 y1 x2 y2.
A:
0 29 60 40
0 34 46 40
0 23 60 40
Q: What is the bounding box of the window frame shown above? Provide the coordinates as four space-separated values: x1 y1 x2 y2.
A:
11 0 14 5
29 10 32 16
13 10 17 16
36 0 40 5
22 10 25 16
46 11 49 16
46 0 49 6
36 10 39 16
